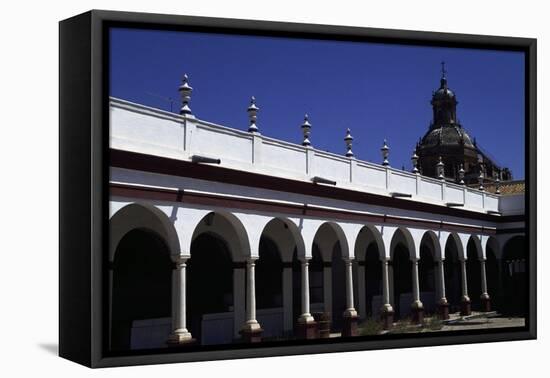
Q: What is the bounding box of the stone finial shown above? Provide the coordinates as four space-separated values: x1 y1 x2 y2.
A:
436 156 445 180
458 163 465 185
411 150 419 174
344 128 354 157
301 114 312 147
179 73 193 115
495 176 501 194
478 168 485 191
247 96 259 133
381 139 390 166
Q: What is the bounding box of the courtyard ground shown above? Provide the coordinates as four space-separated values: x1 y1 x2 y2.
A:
342 312 526 337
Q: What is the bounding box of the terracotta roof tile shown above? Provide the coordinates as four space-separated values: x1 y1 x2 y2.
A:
483 180 525 195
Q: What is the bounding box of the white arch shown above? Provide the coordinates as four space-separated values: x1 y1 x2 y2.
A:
190 210 251 262
420 230 442 262
389 227 416 261
312 221 351 262
258 217 306 263
496 233 523 259
354 224 385 261
444 232 466 261
467 234 484 261
501 234 527 260
109 202 181 262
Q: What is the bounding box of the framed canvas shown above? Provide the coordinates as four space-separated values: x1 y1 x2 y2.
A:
59 10 536 368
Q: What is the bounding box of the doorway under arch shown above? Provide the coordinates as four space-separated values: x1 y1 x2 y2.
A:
466 239 482 310
257 236 283 310
502 236 527 315
419 242 437 314
486 244 500 310
187 233 234 345
111 228 173 351
444 237 462 314
364 243 382 318
331 241 345 331
392 243 412 319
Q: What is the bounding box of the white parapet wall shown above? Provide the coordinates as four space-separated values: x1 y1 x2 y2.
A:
498 194 525 216
110 97 509 216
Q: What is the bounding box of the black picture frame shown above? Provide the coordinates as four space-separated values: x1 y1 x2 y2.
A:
59 9 537 368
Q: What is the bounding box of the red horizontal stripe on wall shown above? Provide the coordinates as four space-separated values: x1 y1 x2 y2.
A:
109 149 524 225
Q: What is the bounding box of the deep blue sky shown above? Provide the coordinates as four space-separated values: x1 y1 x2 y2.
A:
110 28 525 179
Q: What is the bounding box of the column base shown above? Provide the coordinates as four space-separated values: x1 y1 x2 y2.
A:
167 330 195 347
342 310 359 337
480 294 491 312
437 300 450 320
317 313 331 339
380 305 394 330
460 296 472 316
240 321 263 343
297 315 318 339
411 301 424 325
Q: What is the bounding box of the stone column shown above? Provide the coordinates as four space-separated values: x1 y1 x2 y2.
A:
436 260 449 319
480 259 491 312
240 258 263 342
168 256 194 345
297 258 316 339
282 264 293 334
460 259 471 316
380 259 394 329
342 258 358 337
411 259 424 324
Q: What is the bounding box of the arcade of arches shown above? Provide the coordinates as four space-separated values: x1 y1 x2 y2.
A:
109 203 527 351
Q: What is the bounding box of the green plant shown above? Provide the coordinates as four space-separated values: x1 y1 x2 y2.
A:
358 317 383 336
423 316 443 331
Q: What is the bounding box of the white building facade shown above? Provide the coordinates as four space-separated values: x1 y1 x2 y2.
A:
108 78 526 350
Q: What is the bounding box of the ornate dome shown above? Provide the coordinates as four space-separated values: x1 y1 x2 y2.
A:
420 124 474 148
433 84 455 100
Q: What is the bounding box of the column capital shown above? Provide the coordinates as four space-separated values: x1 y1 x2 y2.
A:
344 256 355 264
171 254 189 266
246 257 259 264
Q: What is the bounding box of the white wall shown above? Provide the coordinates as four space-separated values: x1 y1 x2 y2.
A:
499 194 526 215
2 1 546 378
110 167 500 231
111 100 504 214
